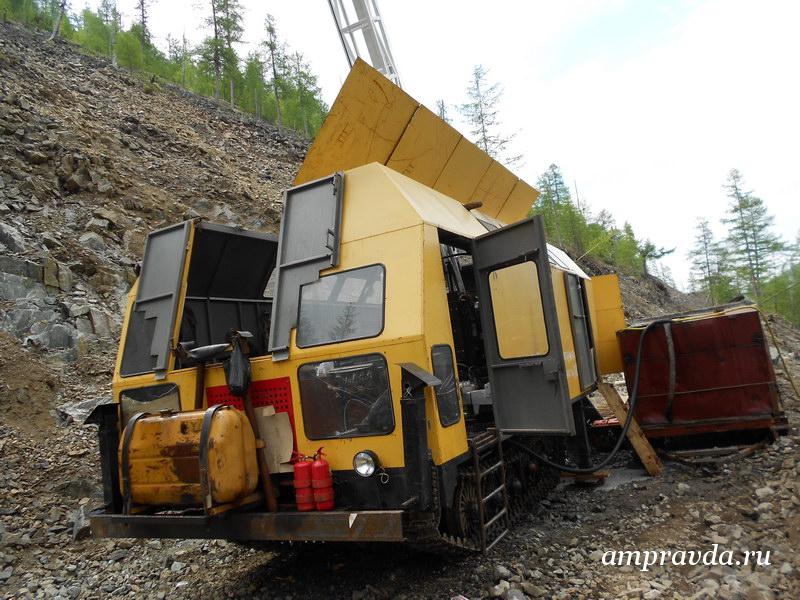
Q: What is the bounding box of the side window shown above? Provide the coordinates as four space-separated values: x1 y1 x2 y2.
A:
489 261 549 359
296 265 385 348
431 345 461 427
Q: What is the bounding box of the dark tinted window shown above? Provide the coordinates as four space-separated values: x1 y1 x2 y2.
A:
431 345 460 427
298 354 394 440
296 265 384 348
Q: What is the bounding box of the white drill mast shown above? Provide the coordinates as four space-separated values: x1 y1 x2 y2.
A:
327 0 402 87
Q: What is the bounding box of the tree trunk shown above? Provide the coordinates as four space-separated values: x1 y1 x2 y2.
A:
211 2 221 100
49 1 67 41
230 79 234 108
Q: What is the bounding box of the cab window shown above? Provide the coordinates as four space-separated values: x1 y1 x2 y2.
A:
489 261 549 359
296 265 385 348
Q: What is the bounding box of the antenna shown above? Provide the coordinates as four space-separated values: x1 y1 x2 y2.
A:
327 0 402 87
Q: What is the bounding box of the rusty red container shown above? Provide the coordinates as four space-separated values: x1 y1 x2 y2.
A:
617 306 786 438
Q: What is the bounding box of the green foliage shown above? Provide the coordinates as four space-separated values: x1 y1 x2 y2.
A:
721 169 785 300
116 29 143 70
3 2 327 138
530 164 648 276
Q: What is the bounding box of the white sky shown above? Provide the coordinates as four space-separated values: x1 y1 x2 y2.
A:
97 0 800 289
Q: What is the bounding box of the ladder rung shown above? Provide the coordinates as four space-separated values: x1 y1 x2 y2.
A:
484 508 508 530
479 461 503 479
485 528 509 552
481 485 506 504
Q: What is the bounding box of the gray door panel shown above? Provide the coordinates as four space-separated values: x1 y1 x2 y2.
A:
268 174 344 361
472 216 574 435
565 273 597 390
120 222 191 378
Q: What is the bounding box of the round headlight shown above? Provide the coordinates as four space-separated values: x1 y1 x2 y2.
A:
353 451 378 477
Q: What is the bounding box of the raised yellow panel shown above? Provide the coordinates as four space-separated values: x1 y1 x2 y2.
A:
470 161 517 219
433 137 493 203
552 267 581 400
496 179 540 224
386 107 462 186
295 59 418 185
587 274 626 375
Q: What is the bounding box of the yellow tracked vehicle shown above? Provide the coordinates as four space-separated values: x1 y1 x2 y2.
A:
89 60 625 551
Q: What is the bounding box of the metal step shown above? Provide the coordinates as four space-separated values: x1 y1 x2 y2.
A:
469 428 511 552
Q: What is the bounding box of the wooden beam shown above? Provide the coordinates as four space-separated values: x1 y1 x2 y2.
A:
597 382 663 477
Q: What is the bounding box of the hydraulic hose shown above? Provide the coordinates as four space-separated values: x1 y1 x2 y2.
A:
510 318 673 475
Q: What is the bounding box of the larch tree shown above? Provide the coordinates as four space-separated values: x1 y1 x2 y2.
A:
48 0 67 41
99 0 119 66
458 65 520 166
721 169 785 300
264 14 283 126
135 0 150 46
205 0 223 99
688 218 716 300
638 240 675 277
436 99 450 124
218 0 243 107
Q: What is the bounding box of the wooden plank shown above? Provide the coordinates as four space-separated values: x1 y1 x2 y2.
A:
597 382 663 476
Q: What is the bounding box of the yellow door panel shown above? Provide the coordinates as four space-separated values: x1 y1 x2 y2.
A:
386 106 461 186
586 274 626 375
551 268 581 400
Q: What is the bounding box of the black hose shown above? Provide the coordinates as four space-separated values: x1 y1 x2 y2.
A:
511 318 673 474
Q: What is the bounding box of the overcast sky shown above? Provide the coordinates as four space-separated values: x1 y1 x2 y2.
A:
100 0 800 289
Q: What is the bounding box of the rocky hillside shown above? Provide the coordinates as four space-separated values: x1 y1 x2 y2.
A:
2 20 799 600
0 20 305 373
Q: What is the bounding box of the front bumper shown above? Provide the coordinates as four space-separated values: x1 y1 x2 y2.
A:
90 509 405 542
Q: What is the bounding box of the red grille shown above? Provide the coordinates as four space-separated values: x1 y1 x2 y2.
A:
207 377 295 438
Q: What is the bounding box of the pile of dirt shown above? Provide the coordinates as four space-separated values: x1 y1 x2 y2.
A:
0 331 58 435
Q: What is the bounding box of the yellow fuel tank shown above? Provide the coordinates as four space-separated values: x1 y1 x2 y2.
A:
118 406 258 508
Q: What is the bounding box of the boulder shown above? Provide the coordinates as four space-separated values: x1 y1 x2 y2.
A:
0 221 26 252
78 231 105 252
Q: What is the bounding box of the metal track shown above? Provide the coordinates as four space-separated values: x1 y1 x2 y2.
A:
405 436 561 554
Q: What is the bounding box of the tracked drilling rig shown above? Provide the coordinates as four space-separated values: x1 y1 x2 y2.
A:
89 60 626 551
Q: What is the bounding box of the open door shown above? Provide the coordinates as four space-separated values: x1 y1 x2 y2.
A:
472 216 575 435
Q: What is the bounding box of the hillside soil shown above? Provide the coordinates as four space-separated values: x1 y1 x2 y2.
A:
2 22 799 600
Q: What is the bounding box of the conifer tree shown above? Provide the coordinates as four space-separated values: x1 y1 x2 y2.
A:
458 65 520 166
721 169 784 300
264 14 283 126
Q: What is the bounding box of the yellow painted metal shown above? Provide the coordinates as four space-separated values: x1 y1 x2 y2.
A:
489 261 549 359
432 137 493 203
421 225 469 463
119 408 258 506
386 106 461 186
112 161 621 483
496 179 539 224
552 269 581 399
294 59 539 223
295 60 418 185
585 274 626 375
470 161 518 219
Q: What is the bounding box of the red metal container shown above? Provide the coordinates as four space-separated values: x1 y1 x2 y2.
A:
293 458 315 512
617 305 787 438
311 450 335 511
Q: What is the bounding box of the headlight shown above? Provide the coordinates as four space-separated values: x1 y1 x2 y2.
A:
353 450 379 477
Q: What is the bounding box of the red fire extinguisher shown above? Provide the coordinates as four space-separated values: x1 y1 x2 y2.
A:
311 448 335 511
293 454 315 512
